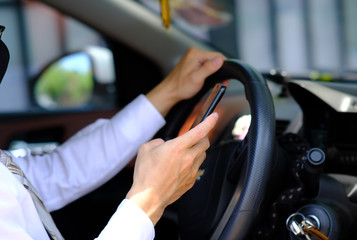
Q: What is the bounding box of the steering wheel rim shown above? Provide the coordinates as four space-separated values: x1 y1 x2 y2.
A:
162 59 276 239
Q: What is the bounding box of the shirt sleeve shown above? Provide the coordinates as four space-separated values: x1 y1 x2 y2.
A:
95 199 155 240
13 94 166 211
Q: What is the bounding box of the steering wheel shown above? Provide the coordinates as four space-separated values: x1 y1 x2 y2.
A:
162 59 276 239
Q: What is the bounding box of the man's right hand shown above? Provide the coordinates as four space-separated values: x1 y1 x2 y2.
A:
126 112 219 225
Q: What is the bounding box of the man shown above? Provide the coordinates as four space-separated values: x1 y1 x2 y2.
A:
0 27 225 240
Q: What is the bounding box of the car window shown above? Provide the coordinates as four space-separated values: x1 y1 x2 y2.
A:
0 0 114 112
138 0 357 77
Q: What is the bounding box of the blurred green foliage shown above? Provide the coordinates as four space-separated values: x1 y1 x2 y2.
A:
35 58 94 109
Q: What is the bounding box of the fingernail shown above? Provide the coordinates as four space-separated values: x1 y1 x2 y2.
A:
213 57 223 67
211 112 219 120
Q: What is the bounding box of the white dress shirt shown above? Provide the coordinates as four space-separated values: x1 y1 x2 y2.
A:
0 94 165 240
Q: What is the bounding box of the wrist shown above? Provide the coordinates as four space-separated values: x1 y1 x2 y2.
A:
126 189 166 226
146 79 179 117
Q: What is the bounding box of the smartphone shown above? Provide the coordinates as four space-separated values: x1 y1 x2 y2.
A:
190 83 226 129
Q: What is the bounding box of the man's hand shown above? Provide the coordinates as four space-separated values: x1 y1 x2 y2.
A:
126 112 219 225
146 47 225 116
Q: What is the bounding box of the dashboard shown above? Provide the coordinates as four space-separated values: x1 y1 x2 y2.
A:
288 80 357 175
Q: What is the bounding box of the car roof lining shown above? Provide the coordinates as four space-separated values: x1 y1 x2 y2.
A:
37 0 212 74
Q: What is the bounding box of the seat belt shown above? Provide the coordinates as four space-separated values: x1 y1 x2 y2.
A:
0 150 65 240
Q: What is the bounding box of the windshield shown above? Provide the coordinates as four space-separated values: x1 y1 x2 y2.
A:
138 0 357 80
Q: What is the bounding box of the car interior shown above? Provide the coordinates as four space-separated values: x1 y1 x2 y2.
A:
1 0 357 239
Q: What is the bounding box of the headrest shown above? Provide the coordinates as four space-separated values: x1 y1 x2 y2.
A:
0 25 10 84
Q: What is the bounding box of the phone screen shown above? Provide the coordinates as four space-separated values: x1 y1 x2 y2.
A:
190 83 226 129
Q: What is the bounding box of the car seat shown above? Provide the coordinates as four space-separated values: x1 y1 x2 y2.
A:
0 25 10 83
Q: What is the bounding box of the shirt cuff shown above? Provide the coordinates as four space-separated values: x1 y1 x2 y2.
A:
96 199 155 240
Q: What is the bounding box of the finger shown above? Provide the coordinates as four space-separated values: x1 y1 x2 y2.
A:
190 138 209 168
179 112 219 148
194 152 207 171
190 136 210 154
222 79 230 87
192 56 225 81
185 47 225 62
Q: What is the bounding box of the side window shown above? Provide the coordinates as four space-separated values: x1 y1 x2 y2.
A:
0 0 115 112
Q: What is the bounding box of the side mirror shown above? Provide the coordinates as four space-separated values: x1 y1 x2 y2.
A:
33 46 115 110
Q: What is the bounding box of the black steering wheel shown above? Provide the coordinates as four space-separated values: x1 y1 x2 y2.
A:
162 59 276 239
